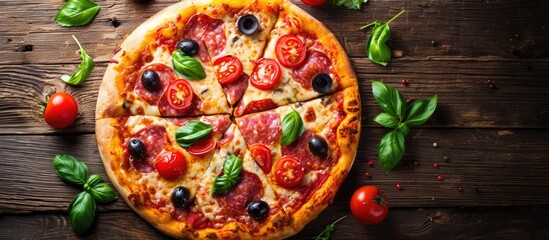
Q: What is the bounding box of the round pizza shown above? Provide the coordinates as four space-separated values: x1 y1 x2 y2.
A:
95 0 361 239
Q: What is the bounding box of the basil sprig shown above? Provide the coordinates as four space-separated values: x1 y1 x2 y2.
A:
312 215 347 240
172 49 206 80
175 120 212 148
61 35 95 85
212 154 243 194
372 80 437 173
55 0 101 27
330 0 368 10
54 153 118 235
359 10 406 66
281 108 305 146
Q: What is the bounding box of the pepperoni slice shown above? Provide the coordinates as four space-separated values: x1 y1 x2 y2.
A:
290 51 333 90
183 13 226 61
134 64 176 104
125 125 168 173
234 99 279 117
222 73 248 106
237 111 281 147
281 130 331 172
214 171 263 217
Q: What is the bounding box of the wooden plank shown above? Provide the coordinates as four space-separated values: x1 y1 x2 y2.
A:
1 129 548 213
1 0 548 64
1 206 549 239
1 59 548 134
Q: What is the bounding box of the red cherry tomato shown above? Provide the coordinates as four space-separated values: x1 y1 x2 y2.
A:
213 55 243 85
188 137 215 156
301 0 327 7
156 151 187 180
43 92 78 129
350 186 389 225
250 58 281 90
275 35 306 68
166 80 194 110
249 144 273 173
274 156 304 188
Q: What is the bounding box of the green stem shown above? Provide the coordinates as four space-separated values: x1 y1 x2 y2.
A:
314 215 347 239
386 9 406 25
357 21 378 30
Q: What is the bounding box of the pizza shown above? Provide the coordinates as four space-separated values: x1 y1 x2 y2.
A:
95 0 361 239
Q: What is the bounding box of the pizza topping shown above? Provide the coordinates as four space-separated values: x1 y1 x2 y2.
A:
171 49 206 80
187 137 215 156
308 136 329 159
237 110 281 146
275 34 306 68
274 156 305 189
176 40 199 57
247 200 269 220
249 144 273 173
250 58 281 90
128 138 146 159
171 186 190 209
140 70 161 91
281 108 305 146
291 51 333 90
155 150 187 180
175 120 212 148
166 80 194 110
212 154 243 194
213 55 243 85
237 14 259 35
127 125 167 173
183 13 226 59
215 171 263 216
234 99 279 117
222 73 248 106
135 64 175 104
283 130 331 172
312 73 333 93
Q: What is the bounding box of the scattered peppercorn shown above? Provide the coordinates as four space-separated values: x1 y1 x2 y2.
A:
367 160 374 166
458 187 463 192
396 184 402 190
437 175 443 181
443 155 449 161
432 142 438 148
433 163 439 168
365 172 372 178
401 79 408 86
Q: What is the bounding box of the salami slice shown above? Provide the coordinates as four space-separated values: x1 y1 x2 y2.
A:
214 171 263 216
290 51 333 90
237 110 281 147
281 130 331 172
125 125 168 173
134 64 176 104
223 73 249 106
183 13 226 61
234 99 279 117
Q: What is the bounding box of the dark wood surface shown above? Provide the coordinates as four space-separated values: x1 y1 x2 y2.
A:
1 0 548 239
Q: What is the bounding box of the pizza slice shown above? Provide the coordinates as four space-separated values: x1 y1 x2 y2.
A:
235 86 361 231
234 1 358 116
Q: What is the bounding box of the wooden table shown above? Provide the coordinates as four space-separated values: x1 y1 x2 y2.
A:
1 0 549 239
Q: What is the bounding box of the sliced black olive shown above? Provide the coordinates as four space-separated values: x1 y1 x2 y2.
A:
141 70 160 91
238 14 259 35
128 138 146 159
308 136 328 159
312 73 333 94
176 40 199 57
247 200 269 220
172 186 191 209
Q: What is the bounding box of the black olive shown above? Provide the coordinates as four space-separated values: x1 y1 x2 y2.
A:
312 73 333 94
308 136 328 159
128 138 146 159
238 14 259 35
172 186 191 209
247 200 269 220
176 40 199 57
141 70 160 91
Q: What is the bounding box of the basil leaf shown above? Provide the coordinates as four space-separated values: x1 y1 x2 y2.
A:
374 112 399 128
85 174 102 188
55 0 101 27
211 154 243 195
175 120 212 148
281 108 304 146
172 49 206 80
68 191 96 235
378 130 405 173
62 35 95 85
372 80 406 119
330 0 368 10
90 183 118 203
364 10 405 66
396 123 409 136
54 153 89 186
311 215 347 240
404 95 438 126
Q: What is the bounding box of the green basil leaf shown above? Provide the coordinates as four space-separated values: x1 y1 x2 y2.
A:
54 153 89 186
85 174 102 188
281 108 304 146
378 130 405 173
172 49 206 80
372 80 406 119
365 10 405 66
175 120 212 148
211 154 243 195
330 0 368 10
55 0 101 27
68 191 96 235
396 123 409 136
90 183 118 203
404 95 438 126
62 35 94 85
374 112 399 128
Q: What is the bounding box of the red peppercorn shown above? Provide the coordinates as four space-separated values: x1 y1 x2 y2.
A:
396 184 402 190
458 187 463 192
401 79 408 86
433 163 439 168
365 172 372 178
437 175 443 181
367 160 374 166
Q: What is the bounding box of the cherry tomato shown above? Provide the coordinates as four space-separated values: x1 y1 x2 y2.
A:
301 0 327 7
275 35 306 68
188 137 215 156
274 156 304 188
249 144 273 173
213 55 243 85
250 58 281 90
350 186 389 225
166 80 193 110
43 92 78 129
156 151 187 180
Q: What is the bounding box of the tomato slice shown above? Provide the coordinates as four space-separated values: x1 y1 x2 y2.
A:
155 150 187 180
250 58 281 90
274 156 304 188
275 35 306 68
166 80 194 110
213 55 243 85
249 144 273 173
188 137 215 156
